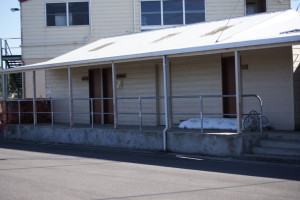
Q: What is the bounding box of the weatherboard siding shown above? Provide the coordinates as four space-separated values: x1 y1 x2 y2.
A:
45 68 90 124
116 61 158 126
241 47 294 130
205 0 245 21
267 0 290 11
21 0 136 60
23 58 48 98
170 55 223 124
45 61 158 126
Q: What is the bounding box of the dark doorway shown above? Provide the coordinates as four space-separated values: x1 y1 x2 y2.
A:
102 68 114 124
222 56 236 118
89 69 102 123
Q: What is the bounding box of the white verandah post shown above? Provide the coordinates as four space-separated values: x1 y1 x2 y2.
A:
112 62 118 129
68 67 73 127
235 51 243 133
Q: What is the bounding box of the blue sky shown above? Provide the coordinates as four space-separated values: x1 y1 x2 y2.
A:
0 0 21 54
0 0 299 54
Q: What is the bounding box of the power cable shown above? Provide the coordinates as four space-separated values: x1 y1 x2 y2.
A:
216 0 241 43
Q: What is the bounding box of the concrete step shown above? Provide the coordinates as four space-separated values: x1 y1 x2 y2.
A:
252 146 300 157
260 140 300 150
242 154 300 164
268 133 300 142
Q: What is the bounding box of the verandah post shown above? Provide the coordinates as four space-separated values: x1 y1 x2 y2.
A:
68 67 73 127
112 62 118 129
235 51 243 133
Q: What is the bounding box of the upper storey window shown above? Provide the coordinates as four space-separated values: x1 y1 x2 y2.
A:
46 2 89 26
246 0 266 15
141 0 205 30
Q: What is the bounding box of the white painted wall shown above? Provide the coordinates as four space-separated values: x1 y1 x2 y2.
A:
241 47 294 130
45 67 90 124
170 55 223 124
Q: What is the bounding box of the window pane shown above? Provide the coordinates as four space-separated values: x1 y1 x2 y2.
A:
46 3 67 26
185 0 204 11
141 1 161 26
69 2 89 25
185 0 205 24
141 1 161 12
163 0 183 25
142 14 161 25
186 13 205 24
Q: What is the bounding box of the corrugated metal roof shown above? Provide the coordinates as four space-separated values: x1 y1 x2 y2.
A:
4 9 300 72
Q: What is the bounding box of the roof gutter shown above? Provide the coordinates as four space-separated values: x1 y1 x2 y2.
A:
3 35 300 73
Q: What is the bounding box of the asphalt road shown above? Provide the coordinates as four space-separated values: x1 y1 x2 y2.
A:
0 140 300 200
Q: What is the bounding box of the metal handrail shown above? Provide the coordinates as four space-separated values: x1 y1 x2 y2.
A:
1 38 22 56
1 94 263 133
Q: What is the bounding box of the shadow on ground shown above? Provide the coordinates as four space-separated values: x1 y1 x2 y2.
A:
0 140 299 181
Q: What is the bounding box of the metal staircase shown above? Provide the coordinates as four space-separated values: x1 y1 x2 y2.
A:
1 38 23 98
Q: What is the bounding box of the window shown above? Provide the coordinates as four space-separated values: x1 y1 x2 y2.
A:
141 0 205 29
246 0 266 15
46 2 89 26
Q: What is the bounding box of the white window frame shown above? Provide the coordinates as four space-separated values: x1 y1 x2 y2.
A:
45 1 90 27
141 0 206 30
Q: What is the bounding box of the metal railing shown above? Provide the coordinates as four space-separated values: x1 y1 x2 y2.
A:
1 94 263 133
1 38 22 57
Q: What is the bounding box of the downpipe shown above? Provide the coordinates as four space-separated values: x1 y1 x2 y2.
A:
163 127 167 151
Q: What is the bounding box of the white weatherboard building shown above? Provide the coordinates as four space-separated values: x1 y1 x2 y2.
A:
19 0 292 98
4 9 300 132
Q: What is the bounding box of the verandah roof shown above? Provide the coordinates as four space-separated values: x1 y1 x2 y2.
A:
3 9 300 73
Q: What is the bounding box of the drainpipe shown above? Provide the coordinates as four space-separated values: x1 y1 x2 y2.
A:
163 55 170 151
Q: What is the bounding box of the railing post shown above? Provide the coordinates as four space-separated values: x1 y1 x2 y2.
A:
32 71 37 125
259 97 263 133
200 96 203 133
18 100 21 125
51 99 54 127
91 99 94 128
139 97 142 131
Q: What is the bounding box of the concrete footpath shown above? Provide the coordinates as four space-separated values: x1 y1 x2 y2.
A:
0 140 299 200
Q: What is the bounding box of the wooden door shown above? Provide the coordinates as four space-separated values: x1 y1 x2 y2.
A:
222 57 236 118
102 68 114 124
89 69 102 123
